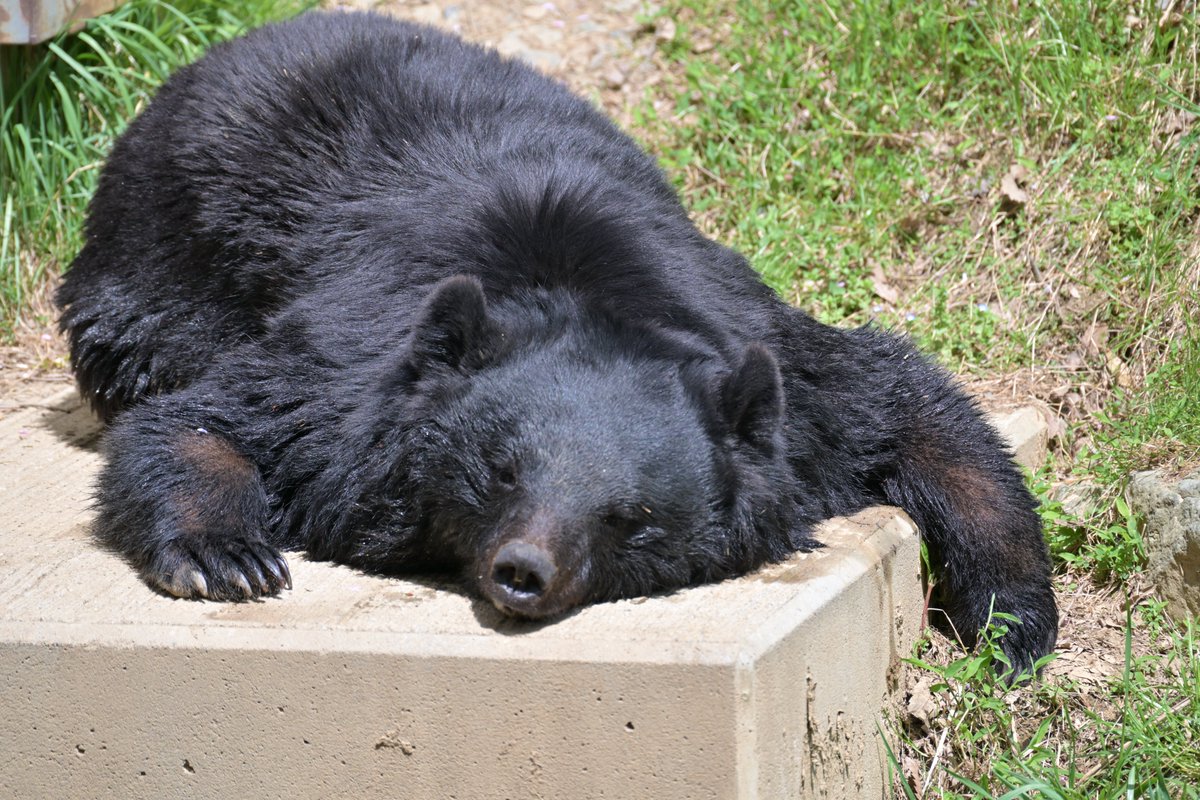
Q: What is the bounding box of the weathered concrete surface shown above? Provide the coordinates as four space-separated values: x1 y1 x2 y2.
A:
1128 469 1200 623
990 405 1051 472
0 390 921 799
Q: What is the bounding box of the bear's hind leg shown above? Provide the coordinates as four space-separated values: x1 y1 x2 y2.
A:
881 412 1058 678
96 394 290 600
57 223 265 423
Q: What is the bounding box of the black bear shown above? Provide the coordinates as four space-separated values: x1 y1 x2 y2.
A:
56 11 1057 673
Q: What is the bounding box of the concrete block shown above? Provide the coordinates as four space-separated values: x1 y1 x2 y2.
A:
0 390 921 799
990 405 1051 472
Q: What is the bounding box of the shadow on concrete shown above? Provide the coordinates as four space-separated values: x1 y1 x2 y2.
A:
353 567 585 633
467 595 585 634
37 389 104 452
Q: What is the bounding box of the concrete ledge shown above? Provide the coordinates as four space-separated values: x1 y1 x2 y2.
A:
0 391 921 799
991 404 1051 472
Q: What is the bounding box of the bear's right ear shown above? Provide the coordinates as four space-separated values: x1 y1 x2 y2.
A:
408 275 491 374
721 344 785 455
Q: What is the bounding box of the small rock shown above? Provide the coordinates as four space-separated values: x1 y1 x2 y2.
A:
406 3 443 27
1055 481 1102 519
603 67 626 89
526 26 564 49
1105 351 1134 389
375 729 417 755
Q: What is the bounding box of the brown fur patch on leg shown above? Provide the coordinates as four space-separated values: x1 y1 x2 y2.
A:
941 463 1007 526
177 428 256 484
171 430 262 535
147 428 287 600
934 461 1040 576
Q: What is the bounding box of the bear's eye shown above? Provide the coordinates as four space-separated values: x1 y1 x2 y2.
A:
601 509 648 532
494 463 517 489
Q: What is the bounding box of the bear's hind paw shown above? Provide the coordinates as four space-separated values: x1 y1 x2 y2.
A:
145 537 292 601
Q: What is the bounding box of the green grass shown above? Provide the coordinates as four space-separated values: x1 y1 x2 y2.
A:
640 0 1198 390
0 0 314 337
1093 330 1200 483
892 607 1199 798
640 0 1199 480
638 0 1200 794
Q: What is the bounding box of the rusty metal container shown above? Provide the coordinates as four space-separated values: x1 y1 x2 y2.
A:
1 0 126 44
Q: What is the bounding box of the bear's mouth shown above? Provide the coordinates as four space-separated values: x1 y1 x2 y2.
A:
487 593 577 620
491 599 549 618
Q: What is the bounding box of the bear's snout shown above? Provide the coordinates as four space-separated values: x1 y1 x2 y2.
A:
483 537 582 618
493 540 556 596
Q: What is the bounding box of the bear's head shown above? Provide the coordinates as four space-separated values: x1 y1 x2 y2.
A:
389 276 803 618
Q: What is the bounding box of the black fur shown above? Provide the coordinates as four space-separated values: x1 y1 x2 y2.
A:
57 11 1056 673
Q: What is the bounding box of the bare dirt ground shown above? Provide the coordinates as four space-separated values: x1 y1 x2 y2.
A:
0 287 71 411
331 0 670 121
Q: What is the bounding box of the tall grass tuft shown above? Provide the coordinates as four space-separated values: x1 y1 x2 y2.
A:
0 0 314 337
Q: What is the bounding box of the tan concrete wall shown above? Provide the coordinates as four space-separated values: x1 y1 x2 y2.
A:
0 390 921 798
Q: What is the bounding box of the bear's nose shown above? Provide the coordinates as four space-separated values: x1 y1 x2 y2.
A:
490 540 557 606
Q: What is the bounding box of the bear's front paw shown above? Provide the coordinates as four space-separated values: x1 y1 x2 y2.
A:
144 535 292 601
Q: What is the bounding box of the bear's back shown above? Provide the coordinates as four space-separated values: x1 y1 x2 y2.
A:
116 14 670 265
59 11 779 420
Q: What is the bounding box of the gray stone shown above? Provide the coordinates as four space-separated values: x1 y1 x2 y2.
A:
1128 469 1200 622
406 2 444 25
602 67 626 89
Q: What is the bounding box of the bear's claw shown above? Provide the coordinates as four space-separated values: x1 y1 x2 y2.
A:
163 567 209 599
147 537 291 601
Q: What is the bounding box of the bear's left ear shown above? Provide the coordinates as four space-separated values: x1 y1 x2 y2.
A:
408 275 492 374
722 344 784 454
